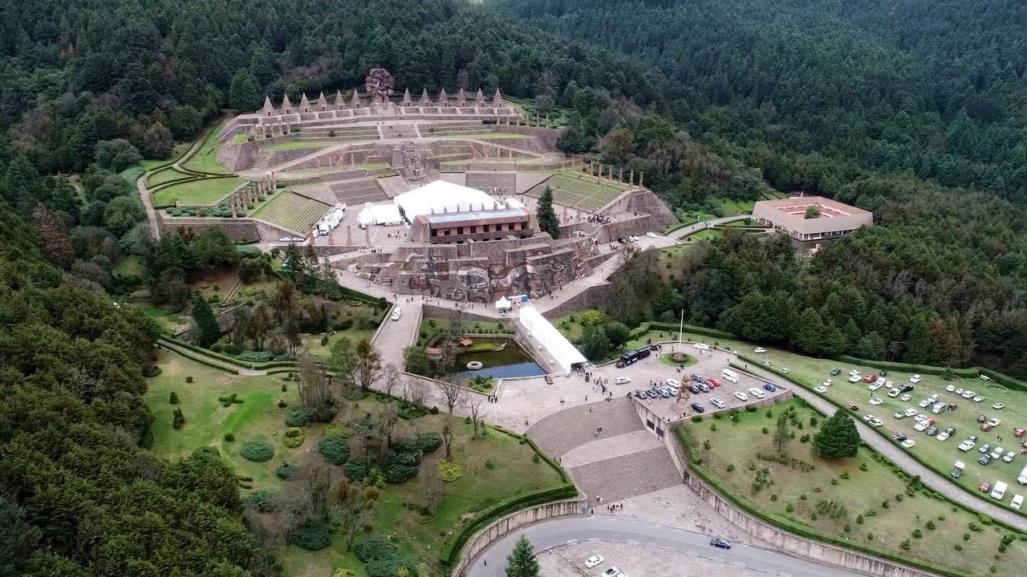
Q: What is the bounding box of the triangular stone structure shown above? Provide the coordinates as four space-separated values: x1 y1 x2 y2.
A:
456 88 467 106
262 95 274 116
281 94 293 113
317 91 328 111
299 93 310 113
402 88 412 106
419 88 431 106
493 89 503 108
438 88 448 106
335 90 346 108
351 89 362 108
476 88 485 106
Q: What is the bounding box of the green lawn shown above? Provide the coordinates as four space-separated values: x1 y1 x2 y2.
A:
182 118 234 174
712 197 755 216
685 228 724 242
742 345 1027 513
250 191 329 234
147 351 566 577
142 305 191 335
680 398 1026 577
114 255 142 277
267 139 341 152
147 167 193 187
437 132 530 140
152 177 243 207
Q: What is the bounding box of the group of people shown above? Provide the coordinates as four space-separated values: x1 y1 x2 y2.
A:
587 212 611 225
486 393 499 403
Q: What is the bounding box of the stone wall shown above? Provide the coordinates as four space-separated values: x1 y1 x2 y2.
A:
453 499 587 577
158 215 261 243
541 283 613 320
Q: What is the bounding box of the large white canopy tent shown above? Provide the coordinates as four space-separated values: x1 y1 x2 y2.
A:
518 305 587 374
393 180 502 220
357 202 403 227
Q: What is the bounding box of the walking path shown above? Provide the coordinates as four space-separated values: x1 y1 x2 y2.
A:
743 364 1027 532
667 214 750 240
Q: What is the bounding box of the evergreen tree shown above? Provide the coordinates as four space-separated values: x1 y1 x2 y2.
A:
536 186 560 239
813 409 861 459
191 294 221 347
505 535 540 577
228 70 262 111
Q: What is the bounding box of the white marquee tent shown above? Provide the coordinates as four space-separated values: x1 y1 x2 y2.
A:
393 180 501 220
518 305 587 374
357 202 403 228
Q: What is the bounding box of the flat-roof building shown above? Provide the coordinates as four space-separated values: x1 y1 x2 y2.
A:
411 207 533 243
753 196 872 241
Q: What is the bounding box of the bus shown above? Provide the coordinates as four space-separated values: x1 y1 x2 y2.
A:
721 369 740 383
616 347 651 368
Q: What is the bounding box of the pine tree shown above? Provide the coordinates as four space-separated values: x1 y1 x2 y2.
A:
505 535 539 577
536 186 560 239
192 294 221 348
228 70 262 111
813 409 860 459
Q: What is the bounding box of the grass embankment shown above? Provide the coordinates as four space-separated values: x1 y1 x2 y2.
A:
182 117 234 174
679 398 1027 577
147 351 567 577
152 176 243 207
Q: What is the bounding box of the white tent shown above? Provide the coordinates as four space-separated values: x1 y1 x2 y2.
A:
518 305 587 374
357 202 403 228
393 180 501 220
495 297 513 311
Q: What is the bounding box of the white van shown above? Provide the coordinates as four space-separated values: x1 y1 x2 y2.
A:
1018 465 1027 485
1012 494 1024 510
693 343 710 352
721 369 740 384
991 481 1008 501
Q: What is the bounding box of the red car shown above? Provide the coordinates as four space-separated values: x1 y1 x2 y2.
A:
706 378 721 388
863 373 877 383
1014 428 1026 438
979 482 991 493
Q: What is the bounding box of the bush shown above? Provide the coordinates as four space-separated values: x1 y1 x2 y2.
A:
186 376 194 383
912 529 922 539
283 428 305 448
172 408 185 429
289 521 332 551
224 433 235 442
485 459 495 469
343 459 368 481
319 435 350 464
532 453 541 464
438 460 462 482
276 463 299 479
357 539 418 577
241 439 275 462
142 364 162 377
384 463 419 484
416 432 443 453
284 408 310 427
169 391 179 404
244 490 277 512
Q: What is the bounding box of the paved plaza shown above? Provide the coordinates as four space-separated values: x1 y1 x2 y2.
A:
538 540 778 577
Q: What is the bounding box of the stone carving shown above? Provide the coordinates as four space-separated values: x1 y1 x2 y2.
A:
364 68 395 103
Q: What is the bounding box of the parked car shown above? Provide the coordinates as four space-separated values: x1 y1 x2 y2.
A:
979 482 991 493
615 376 631 385
869 397 883 406
1003 451 1016 463
665 379 681 388
901 438 916 449
763 383 777 392
993 402 1006 410
748 387 765 399
900 394 912 402
958 439 975 452
603 568 620 577
830 368 842 376
979 454 993 466
910 374 923 384
709 538 732 550
979 443 991 454
706 378 721 388
864 373 877 383
734 391 749 401
1012 494 1024 511
815 385 828 393
754 347 766 354
887 388 901 398
710 398 726 409
585 555 604 569
691 402 705 413
390 307 403 321
990 447 1005 459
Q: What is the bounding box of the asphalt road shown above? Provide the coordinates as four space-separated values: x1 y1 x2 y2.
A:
465 516 867 577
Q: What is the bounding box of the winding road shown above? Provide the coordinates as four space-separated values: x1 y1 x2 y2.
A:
465 516 866 577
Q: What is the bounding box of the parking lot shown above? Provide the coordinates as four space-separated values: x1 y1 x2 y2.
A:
615 344 791 422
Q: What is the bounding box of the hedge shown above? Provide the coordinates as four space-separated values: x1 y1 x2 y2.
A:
157 340 240 374
635 321 737 341
674 426 974 577
240 439 275 462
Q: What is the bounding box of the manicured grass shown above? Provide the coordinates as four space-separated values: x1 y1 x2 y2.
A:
182 118 233 174
685 228 724 242
147 167 193 187
266 139 341 151
119 166 145 184
114 255 142 277
142 305 191 335
152 177 243 207
250 191 329 234
713 197 755 216
145 350 300 492
681 398 1027 577
528 172 631 211
744 346 1027 512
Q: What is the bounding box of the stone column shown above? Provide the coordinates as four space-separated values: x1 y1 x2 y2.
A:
619 167 623 182
365 226 370 243
545 114 550 128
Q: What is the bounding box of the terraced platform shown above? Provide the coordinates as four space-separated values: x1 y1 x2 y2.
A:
528 173 630 211
250 191 328 234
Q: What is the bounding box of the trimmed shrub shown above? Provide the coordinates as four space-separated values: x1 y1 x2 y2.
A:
172 408 185 429
284 408 310 427
244 490 276 512
224 433 235 442
276 463 299 479
438 460 462 482
384 463 419 484
344 459 368 481
319 435 350 464
289 521 331 551
169 391 179 404
357 539 418 577
241 439 275 462
142 364 162 377
416 432 443 453
283 428 305 448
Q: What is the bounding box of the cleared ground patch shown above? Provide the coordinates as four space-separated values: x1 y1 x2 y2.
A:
681 398 1027 577
528 172 630 211
250 191 329 234
152 176 243 206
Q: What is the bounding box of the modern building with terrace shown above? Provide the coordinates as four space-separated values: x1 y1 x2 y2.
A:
753 196 872 242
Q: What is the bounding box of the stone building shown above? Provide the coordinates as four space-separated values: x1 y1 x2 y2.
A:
411 207 534 244
753 196 872 241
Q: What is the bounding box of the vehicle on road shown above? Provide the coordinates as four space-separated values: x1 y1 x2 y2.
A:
615 376 631 385
710 398 725 409
691 402 705 413
585 555 604 568
616 347 651 368
390 308 402 321
709 538 732 550
754 347 766 354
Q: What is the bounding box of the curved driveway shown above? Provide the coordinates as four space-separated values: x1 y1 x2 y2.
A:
465 516 866 577
744 365 1027 532
667 214 750 239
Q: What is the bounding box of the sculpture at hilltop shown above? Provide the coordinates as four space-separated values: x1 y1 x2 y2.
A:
365 68 394 103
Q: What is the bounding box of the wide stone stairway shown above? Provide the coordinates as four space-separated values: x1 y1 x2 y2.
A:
527 397 682 502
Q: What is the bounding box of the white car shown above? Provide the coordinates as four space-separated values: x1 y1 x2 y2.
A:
918 399 931 408
862 414 876 423
980 374 992 381
781 368 791 374
710 398 726 409
958 440 975 452
645 231 658 238
992 402 1005 410
901 439 916 449
913 414 928 422
887 388 901 398
868 417 884 428
899 394 912 402
955 388 964 395
814 385 828 393
615 376 631 385
945 384 956 392
754 347 766 354
585 555 605 569
823 378 833 385
903 408 918 417
1003 451 1016 463
869 397 883 406
848 369 860 376
603 568 620 577
1012 494 1024 511
991 447 1004 460
848 375 861 383
748 387 765 399
893 411 906 420
910 374 922 384
988 417 1002 428
936 432 950 441
961 390 975 399
390 307 403 321
665 378 681 388
973 395 985 403
868 382 884 391
914 421 931 432
733 391 749 401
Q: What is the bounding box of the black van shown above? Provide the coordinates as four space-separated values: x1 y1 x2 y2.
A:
616 347 652 368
